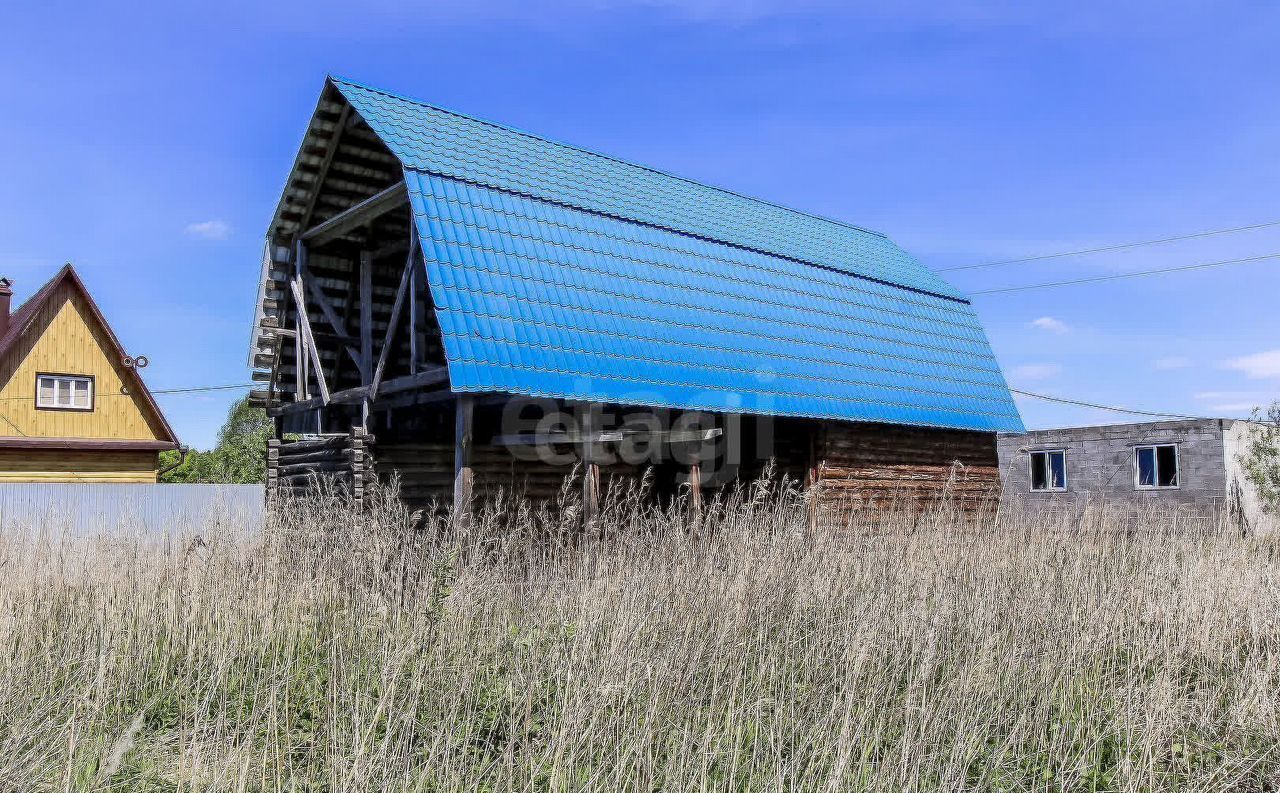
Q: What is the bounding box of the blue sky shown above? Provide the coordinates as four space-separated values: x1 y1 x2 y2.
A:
2 0 1278 447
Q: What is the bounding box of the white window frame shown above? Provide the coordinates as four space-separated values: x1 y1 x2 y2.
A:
1134 443 1179 490
1028 449 1068 492
35 374 95 411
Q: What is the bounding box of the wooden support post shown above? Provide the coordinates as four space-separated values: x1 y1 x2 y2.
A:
805 422 823 532
265 438 280 501
580 403 601 531
289 245 330 406
370 236 417 400
452 394 474 528
350 427 370 509
359 250 374 430
408 262 418 375
689 456 703 523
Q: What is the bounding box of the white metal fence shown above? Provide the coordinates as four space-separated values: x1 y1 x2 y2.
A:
0 484 265 535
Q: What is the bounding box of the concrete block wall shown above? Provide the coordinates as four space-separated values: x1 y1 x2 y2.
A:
997 419 1229 512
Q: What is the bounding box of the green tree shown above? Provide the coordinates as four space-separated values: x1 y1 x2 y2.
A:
160 396 273 484
1241 402 1280 514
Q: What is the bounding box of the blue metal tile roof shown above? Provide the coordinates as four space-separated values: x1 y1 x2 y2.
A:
332 78 1023 433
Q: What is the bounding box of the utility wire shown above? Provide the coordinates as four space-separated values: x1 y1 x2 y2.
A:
970 252 1280 295
0 382 256 404
939 218 1280 273
1009 388 1214 421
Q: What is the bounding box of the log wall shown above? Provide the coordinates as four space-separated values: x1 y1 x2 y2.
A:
266 428 374 503
815 422 1000 514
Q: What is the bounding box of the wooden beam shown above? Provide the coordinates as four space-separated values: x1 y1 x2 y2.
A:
689 458 703 523
299 182 407 246
491 428 722 446
267 366 450 416
452 394 475 528
359 251 373 382
580 404 600 531
295 103 351 234
293 270 308 401
289 263 330 405
369 236 417 399
302 266 366 380
408 263 418 375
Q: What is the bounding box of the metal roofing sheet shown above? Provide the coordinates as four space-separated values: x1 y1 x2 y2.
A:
333 77 967 301
322 78 1022 432
407 171 1023 432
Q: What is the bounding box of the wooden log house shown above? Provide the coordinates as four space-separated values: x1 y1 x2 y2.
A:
248 78 1023 519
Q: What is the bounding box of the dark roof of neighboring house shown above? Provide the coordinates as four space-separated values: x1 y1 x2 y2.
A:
0 264 179 446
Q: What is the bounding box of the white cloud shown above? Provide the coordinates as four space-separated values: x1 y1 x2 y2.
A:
1208 403 1261 414
1224 349 1280 379
185 220 232 240
1029 316 1069 334
1152 356 1192 370
1010 363 1062 382
1194 391 1267 402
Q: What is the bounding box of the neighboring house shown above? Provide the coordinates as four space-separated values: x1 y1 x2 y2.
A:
249 77 1022 518
0 265 179 482
997 419 1277 533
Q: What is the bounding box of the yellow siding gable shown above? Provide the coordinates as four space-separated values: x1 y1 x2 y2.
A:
0 280 169 442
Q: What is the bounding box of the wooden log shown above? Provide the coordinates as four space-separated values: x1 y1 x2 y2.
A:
277 461 351 477
275 448 353 466
370 237 417 399
580 403 600 530
452 395 474 527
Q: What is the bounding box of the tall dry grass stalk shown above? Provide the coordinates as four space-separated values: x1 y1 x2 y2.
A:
0 476 1277 791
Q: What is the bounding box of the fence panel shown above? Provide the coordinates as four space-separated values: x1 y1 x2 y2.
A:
0 483 265 535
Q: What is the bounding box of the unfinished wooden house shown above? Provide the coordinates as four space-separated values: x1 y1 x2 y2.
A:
248 77 1023 517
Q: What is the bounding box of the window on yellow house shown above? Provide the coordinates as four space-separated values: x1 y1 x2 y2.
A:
35 374 94 411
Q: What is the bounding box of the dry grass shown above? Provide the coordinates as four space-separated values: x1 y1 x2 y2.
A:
0 477 1278 791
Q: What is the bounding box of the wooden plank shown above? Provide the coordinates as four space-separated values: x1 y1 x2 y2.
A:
289 267 331 405
452 394 474 528
267 366 451 416
408 253 418 375
580 403 600 530
299 182 407 246
359 251 373 382
295 103 351 234
689 459 702 522
369 237 417 399
491 427 722 446
301 262 366 380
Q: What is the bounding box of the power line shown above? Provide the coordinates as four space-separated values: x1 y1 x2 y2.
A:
0 382 255 404
1009 388 1213 421
969 252 1280 295
149 383 256 396
939 218 1280 273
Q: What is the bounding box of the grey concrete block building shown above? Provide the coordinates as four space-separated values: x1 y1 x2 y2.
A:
997 418 1277 533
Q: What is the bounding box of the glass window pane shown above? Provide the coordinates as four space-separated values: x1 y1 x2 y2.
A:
38 377 55 405
1157 445 1178 487
56 379 72 406
72 380 90 408
1030 452 1047 490
1049 451 1066 489
1137 447 1156 487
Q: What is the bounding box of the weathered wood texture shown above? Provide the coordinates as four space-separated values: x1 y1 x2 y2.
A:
267 429 374 503
372 441 644 511
0 279 171 441
0 449 159 483
815 422 999 515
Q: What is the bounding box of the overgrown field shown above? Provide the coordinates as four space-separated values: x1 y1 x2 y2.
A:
1 480 1278 791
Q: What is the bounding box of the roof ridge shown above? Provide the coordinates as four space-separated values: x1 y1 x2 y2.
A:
0 264 179 445
329 75 892 242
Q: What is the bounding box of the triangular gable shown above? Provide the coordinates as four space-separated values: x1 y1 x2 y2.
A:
0 264 179 445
